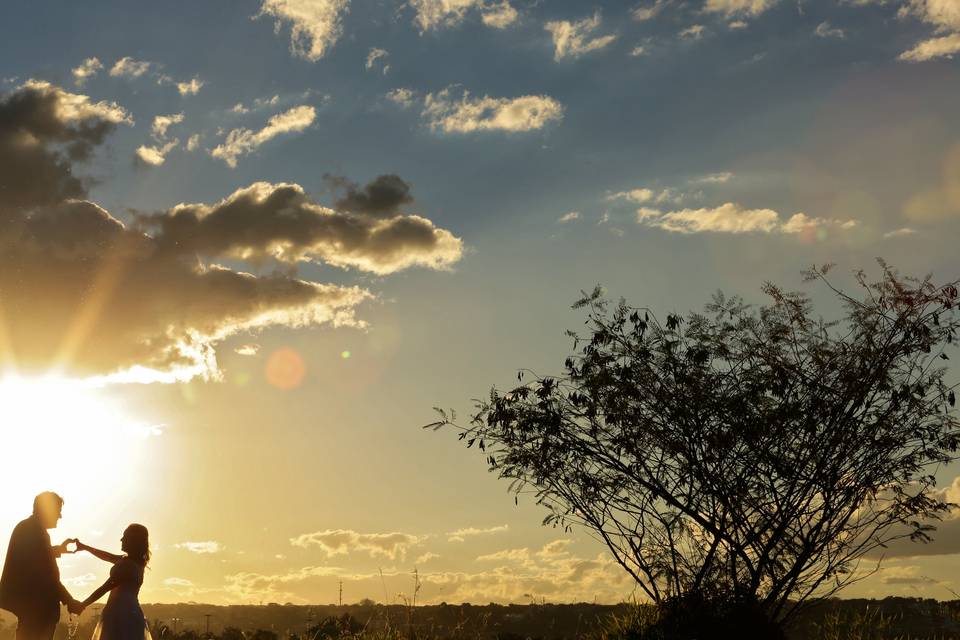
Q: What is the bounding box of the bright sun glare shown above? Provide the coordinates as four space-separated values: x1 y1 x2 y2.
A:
0 376 158 535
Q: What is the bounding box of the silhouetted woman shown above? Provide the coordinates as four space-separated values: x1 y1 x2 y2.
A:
76 525 151 640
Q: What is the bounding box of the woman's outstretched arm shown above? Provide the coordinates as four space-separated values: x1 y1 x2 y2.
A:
81 576 117 608
77 541 124 564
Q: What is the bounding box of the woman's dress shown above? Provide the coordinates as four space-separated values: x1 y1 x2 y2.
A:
91 558 151 640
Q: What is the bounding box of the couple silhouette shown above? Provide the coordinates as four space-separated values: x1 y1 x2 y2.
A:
0 492 151 640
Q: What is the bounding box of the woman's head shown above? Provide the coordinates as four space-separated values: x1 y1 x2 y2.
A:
121 524 150 566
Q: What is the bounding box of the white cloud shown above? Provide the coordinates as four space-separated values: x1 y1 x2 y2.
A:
691 171 734 184
703 0 776 17
176 541 222 554
632 0 667 21
728 19 749 28
884 227 918 238
903 0 960 32
608 188 655 203
446 525 508 543
186 134 201 151
235 344 260 356
415 552 440 564
366 47 389 72
152 113 184 140
544 13 617 61
481 1 519 28
258 0 350 61
386 88 417 108
476 548 533 566
814 21 845 38
136 140 178 166
62 573 98 587
163 577 195 587
71 57 103 86
422 89 563 133
409 0 484 31
19 80 132 126
290 529 423 560
558 211 581 223
630 45 648 56
177 77 204 96
899 33 960 61
211 105 316 167
635 202 857 235
109 56 152 79
680 24 706 39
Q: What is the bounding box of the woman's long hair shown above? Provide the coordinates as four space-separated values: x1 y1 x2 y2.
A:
123 524 150 566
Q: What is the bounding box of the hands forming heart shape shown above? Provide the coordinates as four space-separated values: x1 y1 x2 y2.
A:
60 538 80 554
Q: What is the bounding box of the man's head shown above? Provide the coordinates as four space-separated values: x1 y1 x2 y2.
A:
32 492 64 529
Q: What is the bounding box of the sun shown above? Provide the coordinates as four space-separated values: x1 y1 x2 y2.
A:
0 376 158 537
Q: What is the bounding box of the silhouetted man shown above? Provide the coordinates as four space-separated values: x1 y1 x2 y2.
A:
0 492 82 640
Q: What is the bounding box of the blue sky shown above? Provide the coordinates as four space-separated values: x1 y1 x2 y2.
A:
1 0 960 605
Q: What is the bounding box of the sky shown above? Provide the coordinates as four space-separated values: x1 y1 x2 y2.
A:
0 0 959 606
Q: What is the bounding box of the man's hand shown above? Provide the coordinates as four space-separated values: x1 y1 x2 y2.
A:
67 598 85 615
53 538 79 557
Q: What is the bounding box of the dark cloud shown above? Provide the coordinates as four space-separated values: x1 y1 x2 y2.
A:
0 80 129 216
136 181 462 275
326 174 414 217
0 81 460 382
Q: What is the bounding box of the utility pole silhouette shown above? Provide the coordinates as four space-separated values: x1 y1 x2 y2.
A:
338 581 343 607
204 614 212 637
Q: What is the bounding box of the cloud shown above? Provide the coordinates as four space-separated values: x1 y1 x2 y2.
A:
152 113 184 140
109 57 152 79
884 227 917 238
902 0 960 32
0 82 459 383
177 78 204 96
135 180 463 274
422 89 563 133
557 211 580 223
814 21 845 38
325 174 414 217
481 1 519 28
544 13 617 61
635 202 856 235
630 45 648 56
692 171 734 184
235 344 260 356
211 105 316 167
136 140 178 166
409 0 481 31
72 58 103 86
536 539 574 559
607 187 683 205
899 33 960 61
902 142 960 220
415 552 440 564
703 0 776 17
446 525 508 543
476 548 533 566
258 0 350 61
632 0 667 21
365 48 389 73
290 529 423 560
386 88 417 108
0 80 131 215
62 573 98 587
186 134 201 151
680 24 706 39
163 577 195 587
176 541 222 554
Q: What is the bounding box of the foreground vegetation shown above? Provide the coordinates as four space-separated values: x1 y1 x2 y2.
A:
4 599 960 640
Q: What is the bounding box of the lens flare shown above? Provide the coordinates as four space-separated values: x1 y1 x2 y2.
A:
265 348 306 390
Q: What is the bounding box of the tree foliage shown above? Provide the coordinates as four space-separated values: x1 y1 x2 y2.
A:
430 262 960 624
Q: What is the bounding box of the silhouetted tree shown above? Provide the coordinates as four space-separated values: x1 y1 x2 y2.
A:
249 630 278 640
431 262 960 629
220 627 245 640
